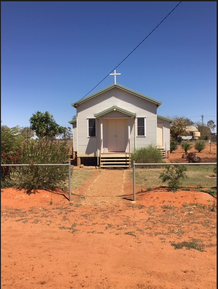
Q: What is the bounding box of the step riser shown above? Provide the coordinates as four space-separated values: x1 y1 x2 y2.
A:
157 149 166 158
100 154 131 168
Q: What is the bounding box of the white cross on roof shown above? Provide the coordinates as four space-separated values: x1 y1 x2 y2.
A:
109 69 121 84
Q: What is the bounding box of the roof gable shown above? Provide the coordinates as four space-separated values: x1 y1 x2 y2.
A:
94 106 136 118
72 84 162 108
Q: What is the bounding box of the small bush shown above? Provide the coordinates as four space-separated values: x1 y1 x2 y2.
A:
181 142 192 153
199 189 217 197
159 165 187 191
171 241 204 252
170 141 178 153
131 145 163 164
17 139 69 193
194 140 206 152
1 178 17 188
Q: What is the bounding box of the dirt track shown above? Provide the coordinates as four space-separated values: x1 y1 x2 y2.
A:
1 179 217 288
1 143 217 288
72 169 132 206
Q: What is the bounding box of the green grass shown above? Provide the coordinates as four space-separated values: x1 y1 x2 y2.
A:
132 165 216 189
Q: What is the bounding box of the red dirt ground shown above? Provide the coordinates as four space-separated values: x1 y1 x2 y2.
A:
1 143 217 289
166 141 217 163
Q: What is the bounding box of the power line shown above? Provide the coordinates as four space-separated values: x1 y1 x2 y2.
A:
186 115 202 118
187 115 215 119
80 1 182 100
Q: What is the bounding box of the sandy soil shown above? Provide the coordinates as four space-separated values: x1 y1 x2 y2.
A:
166 141 217 163
1 143 217 289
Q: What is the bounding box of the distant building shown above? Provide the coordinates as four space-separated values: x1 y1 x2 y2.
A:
181 126 201 140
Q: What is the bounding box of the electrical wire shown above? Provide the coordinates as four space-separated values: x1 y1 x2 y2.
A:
80 1 182 100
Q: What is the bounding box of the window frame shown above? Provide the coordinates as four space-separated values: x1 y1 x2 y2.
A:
87 118 96 137
137 117 146 137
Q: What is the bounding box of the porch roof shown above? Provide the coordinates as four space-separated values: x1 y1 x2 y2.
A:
94 106 136 118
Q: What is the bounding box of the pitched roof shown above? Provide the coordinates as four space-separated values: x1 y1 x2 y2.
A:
94 106 136 118
72 84 162 108
186 126 199 132
157 115 173 122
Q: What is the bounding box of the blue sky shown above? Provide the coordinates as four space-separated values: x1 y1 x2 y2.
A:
1 1 217 131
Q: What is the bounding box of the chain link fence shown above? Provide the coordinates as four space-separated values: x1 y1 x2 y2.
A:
1 161 72 201
132 161 217 202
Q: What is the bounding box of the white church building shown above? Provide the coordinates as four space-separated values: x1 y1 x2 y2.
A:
69 70 172 167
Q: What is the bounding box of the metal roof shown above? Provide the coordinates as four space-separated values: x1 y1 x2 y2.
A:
94 106 136 118
157 115 173 122
72 84 162 108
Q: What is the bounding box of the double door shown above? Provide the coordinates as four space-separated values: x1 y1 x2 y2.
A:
107 119 127 152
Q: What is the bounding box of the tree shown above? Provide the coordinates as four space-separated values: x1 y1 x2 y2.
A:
170 141 178 153
207 120 216 133
1 125 24 184
184 118 194 126
57 126 73 140
170 117 192 141
30 111 64 139
1 125 24 162
19 127 35 139
195 122 211 140
159 165 187 192
10 126 35 139
17 138 69 193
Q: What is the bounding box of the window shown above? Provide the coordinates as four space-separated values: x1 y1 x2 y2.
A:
88 118 96 137
137 118 146 136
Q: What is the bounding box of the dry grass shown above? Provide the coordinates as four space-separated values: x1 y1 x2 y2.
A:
133 165 216 190
71 169 95 190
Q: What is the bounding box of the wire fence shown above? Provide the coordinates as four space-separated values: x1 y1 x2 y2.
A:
1 161 72 201
132 161 217 202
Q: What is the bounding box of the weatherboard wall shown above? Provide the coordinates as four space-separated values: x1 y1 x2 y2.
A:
157 118 171 151
75 87 158 157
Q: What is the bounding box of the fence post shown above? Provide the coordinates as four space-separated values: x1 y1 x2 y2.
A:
133 160 136 202
68 160 71 202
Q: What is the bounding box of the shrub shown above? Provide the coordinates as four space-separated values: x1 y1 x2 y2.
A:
170 141 178 153
17 139 69 193
171 241 204 252
1 125 24 187
194 140 206 152
131 145 163 164
181 142 192 153
159 165 187 192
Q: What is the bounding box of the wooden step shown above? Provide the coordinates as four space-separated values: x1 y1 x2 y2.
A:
101 165 130 168
157 148 166 158
100 153 131 168
101 161 130 164
101 159 130 162
101 154 130 158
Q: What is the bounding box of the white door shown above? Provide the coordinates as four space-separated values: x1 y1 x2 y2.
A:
107 119 127 152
